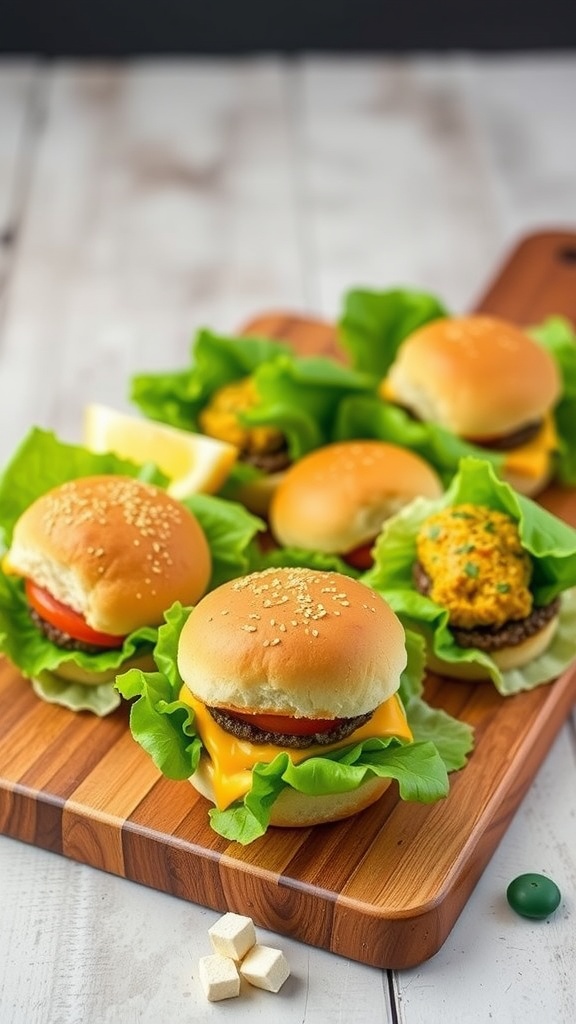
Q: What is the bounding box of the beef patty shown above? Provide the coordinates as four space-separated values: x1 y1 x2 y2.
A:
29 607 110 655
208 705 373 749
240 443 291 474
465 419 543 452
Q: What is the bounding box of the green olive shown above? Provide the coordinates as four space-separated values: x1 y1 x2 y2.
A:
506 873 561 919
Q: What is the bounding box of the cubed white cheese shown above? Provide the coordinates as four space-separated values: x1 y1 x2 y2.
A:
208 912 257 962
239 943 290 993
198 954 240 1002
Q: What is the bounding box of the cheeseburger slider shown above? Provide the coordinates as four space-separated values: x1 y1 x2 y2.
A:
269 440 442 570
117 566 450 844
382 315 561 495
2 474 211 708
365 457 576 695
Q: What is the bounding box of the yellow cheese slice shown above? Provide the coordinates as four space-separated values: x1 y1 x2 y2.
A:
180 686 412 809
502 413 558 481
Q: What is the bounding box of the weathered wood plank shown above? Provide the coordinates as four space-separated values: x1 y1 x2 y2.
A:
0 55 576 1024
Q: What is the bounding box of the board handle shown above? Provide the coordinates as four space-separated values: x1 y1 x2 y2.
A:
240 229 576 360
473 229 576 323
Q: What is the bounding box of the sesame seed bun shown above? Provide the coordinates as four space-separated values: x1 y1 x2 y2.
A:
177 566 407 719
269 441 443 556
386 315 561 438
7 475 212 635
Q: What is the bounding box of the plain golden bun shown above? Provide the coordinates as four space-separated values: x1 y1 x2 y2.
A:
386 315 561 437
7 475 212 635
501 463 553 498
190 755 392 827
425 614 559 681
269 441 442 554
177 566 407 719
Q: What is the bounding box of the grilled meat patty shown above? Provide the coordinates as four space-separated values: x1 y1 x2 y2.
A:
29 607 111 654
240 443 291 474
208 705 373 749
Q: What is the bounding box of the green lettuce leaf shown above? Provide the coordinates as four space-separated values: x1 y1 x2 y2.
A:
337 286 449 376
245 354 376 460
399 628 474 771
0 568 157 713
116 603 470 845
529 316 576 485
333 393 503 485
182 492 265 589
131 328 376 499
364 457 576 693
249 544 362 579
130 328 293 431
0 429 264 713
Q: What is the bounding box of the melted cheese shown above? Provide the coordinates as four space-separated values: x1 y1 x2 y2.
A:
379 377 396 402
1 554 16 575
503 413 558 480
180 686 412 810
380 377 557 483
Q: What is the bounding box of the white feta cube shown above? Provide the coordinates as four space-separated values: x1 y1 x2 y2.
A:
239 943 290 993
198 954 240 1002
208 912 257 961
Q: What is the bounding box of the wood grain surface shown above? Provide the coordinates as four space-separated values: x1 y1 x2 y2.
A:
1 230 576 970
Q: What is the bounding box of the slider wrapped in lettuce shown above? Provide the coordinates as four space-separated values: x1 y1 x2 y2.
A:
364 457 576 695
130 327 374 515
0 428 264 715
337 287 576 493
117 567 473 845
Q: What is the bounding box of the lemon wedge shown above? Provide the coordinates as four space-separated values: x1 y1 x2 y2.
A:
83 404 238 499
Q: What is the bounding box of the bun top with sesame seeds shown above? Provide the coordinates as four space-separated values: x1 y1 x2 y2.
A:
385 315 560 438
6 475 211 635
177 566 406 719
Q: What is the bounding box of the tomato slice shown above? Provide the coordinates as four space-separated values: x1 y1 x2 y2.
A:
231 710 343 736
25 579 125 648
343 541 375 570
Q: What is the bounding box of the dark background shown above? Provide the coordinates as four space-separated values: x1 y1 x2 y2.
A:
2 1 576 55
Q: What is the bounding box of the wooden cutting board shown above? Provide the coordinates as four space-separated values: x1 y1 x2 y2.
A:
1 229 576 970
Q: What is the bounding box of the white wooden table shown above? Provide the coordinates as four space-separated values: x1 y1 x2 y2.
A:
0 56 575 1023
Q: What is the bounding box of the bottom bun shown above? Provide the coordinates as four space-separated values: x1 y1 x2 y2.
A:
502 461 552 498
232 469 287 517
52 650 156 686
426 614 559 682
189 755 391 828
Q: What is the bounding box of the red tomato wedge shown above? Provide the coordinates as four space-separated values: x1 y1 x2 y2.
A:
230 709 344 736
343 541 375 570
25 579 125 648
